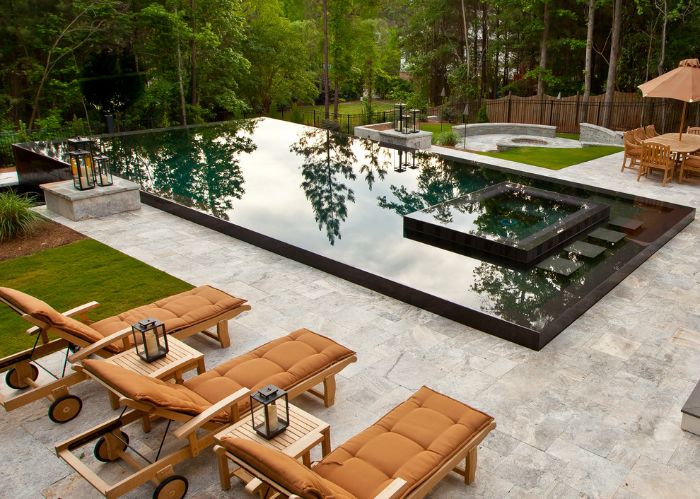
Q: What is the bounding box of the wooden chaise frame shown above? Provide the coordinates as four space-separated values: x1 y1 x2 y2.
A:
0 296 251 423
215 418 495 499
55 353 356 498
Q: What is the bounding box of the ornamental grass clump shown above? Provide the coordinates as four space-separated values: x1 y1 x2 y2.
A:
0 190 40 241
435 130 459 147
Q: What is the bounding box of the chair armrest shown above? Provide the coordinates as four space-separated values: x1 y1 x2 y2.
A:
173 388 250 439
68 327 133 363
282 432 324 460
26 301 101 335
374 478 408 499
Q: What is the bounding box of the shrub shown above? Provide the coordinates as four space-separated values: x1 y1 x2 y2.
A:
0 191 40 241
477 104 489 123
435 130 458 146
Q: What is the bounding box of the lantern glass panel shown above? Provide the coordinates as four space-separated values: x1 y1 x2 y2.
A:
131 318 168 362
69 150 95 191
93 155 113 186
67 137 94 153
250 384 289 439
411 109 420 133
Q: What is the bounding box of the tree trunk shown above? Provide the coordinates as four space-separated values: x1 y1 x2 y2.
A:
175 8 187 126
657 0 668 76
333 80 339 119
602 0 622 128
322 0 330 120
480 2 488 98
537 1 550 98
189 0 197 106
583 0 595 121
460 0 470 78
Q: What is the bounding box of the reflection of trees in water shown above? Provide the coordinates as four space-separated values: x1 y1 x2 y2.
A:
105 120 257 219
378 154 488 223
357 138 389 191
290 127 357 245
471 260 588 329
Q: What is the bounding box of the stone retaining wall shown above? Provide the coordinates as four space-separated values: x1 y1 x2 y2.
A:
453 123 557 138
579 123 623 146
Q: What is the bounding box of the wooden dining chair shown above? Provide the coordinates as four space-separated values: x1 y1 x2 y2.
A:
621 131 642 172
638 142 674 186
633 127 647 144
644 124 658 138
687 126 700 135
680 154 700 183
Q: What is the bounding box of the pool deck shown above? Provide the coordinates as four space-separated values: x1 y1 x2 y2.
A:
2 150 700 498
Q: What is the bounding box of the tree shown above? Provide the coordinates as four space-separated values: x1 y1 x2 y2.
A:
602 0 622 127
582 0 596 116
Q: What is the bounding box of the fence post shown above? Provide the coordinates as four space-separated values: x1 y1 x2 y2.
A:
507 92 512 123
575 92 580 126
549 98 554 126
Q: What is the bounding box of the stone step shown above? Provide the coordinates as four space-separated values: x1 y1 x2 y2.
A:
609 216 643 232
564 241 606 259
588 227 626 244
536 255 583 277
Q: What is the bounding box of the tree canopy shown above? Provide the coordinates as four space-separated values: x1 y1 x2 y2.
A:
1 0 698 132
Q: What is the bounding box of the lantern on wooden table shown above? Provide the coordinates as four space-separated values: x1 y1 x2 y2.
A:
250 384 289 439
131 318 168 362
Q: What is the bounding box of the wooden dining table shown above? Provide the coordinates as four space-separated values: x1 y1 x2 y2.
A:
643 133 700 155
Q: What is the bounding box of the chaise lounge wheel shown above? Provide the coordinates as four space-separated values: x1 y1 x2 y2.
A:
94 431 129 462
48 394 82 423
5 364 39 390
153 475 188 499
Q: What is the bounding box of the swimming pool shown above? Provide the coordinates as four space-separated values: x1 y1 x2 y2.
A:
17 119 695 349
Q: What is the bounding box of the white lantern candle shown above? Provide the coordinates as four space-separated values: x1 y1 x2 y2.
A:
144 330 158 356
266 403 278 432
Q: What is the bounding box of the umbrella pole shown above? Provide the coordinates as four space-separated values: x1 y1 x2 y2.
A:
679 101 688 141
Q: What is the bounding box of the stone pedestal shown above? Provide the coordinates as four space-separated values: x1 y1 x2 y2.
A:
41 177 141 221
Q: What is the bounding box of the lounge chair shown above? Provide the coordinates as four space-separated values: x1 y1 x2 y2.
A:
0 285 250 423
215 386 495 499
55 328 356 499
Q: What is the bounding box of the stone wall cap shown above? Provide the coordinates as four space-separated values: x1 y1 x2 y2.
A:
40 176 140 201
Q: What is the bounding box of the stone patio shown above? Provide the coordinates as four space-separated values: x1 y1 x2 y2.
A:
2 150 700 498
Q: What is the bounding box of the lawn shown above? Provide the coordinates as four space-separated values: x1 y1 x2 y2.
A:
477 146 623 170
302 99 395 115
556 132 581 140
0 239 192 356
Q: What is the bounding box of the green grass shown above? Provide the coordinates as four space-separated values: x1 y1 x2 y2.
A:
478 146 623 170
556 132 581 140
0 239 192 356
302 100 396 115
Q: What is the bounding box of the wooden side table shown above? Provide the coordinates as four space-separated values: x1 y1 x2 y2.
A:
214 403 331 492
104 336 205 409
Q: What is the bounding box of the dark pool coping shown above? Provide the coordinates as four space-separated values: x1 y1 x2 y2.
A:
14 123 696 350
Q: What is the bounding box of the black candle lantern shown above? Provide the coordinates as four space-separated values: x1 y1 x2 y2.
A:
69 150 95 191
393 103 405 132
411 109 420 133
250 384 289 439
93 154 113 187
131 318 168 362
394 149 407 173
67 137 94 153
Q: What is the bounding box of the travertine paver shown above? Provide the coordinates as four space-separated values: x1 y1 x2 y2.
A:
1 150 700 498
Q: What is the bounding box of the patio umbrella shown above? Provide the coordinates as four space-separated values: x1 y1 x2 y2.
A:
638 58 700 140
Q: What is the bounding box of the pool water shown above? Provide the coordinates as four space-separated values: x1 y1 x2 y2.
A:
57 118 693 349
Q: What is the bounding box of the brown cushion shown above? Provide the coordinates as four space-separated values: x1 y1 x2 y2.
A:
312 386 494 498
183 329 355 410
0 287 104 346
219 437 355 499
90 285 246 340
82 359 214 417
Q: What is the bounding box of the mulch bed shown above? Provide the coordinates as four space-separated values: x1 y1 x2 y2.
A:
0 219 85 261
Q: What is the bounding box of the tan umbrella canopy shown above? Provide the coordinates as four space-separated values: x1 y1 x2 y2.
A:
638 59 700 140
